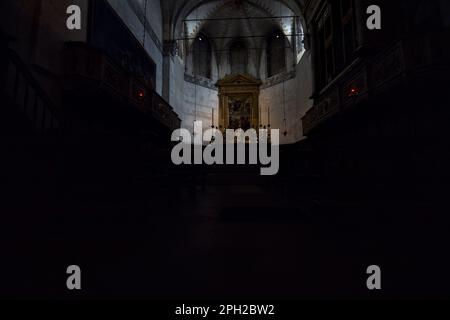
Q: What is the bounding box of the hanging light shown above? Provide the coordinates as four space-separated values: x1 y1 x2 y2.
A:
193 53 198 133
193 8 199 133
142 0 148 48
282 79 288 137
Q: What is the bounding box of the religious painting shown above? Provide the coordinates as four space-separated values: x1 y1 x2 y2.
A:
228 95 252 130
216 74 262 131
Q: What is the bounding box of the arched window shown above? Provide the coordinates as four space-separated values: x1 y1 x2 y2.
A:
267 31 287 78
193 34 212 79
230 41 248 74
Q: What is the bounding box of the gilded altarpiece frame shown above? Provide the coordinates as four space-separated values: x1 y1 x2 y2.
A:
216 74 262 131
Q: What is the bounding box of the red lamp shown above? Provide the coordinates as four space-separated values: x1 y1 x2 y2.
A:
137 89 145 99
349 87 359 97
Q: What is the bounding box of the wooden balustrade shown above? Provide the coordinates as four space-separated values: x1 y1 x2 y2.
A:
302 31 450 135
63 42 181 131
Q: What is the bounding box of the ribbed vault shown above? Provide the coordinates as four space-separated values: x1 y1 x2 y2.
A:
162 0 307 42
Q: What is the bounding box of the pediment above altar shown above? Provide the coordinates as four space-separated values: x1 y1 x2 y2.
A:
216 74 262 87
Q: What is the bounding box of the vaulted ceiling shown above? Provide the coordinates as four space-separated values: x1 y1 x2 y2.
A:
188 0 298 51
161 0 307 42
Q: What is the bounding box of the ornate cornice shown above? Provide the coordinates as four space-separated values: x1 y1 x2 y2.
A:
184 73 218 90
260 70 296 89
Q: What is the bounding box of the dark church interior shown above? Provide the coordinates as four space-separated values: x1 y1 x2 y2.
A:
1 0 450 302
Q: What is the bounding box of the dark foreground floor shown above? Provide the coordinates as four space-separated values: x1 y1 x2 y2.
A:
1 138 450 300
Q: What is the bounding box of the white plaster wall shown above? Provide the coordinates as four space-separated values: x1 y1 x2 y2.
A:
169 55 187 121
140 0 163 42
171 47 220 134
259 51 313 144
182 82 219 134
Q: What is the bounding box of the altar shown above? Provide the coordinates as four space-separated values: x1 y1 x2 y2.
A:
216 74 262 131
